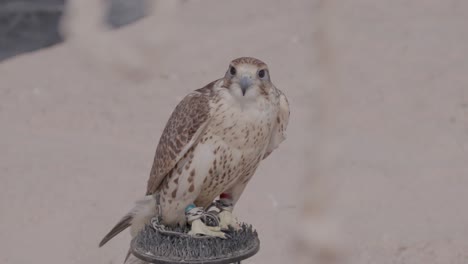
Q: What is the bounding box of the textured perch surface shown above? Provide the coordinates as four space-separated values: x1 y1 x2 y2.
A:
131 224 260 264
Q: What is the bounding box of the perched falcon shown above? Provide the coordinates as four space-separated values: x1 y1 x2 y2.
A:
99 57 290 251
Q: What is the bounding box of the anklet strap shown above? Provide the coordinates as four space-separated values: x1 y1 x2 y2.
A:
185 206 219 226
214 198 234 212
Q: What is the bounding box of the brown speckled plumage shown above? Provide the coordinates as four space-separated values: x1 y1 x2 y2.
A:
231 57 267 68
146 85 212 195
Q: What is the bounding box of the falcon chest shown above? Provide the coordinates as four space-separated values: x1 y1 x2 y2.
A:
209 99 275 150
196 97 277 198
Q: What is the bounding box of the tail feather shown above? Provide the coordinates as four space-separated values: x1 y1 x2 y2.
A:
124 248 132 263
99 214 132 247
99 195 157 248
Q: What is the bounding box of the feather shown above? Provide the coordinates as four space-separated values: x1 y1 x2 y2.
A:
99 214 132 247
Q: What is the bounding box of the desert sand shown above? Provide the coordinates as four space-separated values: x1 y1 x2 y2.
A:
1 1 467 264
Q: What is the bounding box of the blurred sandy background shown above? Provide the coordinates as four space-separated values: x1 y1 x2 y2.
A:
1 1 467 264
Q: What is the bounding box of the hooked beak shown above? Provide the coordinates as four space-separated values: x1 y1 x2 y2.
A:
239 76 253 96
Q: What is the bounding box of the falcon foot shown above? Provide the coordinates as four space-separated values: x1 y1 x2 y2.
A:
185 204 227 239
208 199 241 230
189 218 227 238
218 210 241 230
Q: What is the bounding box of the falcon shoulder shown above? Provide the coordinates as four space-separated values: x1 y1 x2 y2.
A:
146 81 218 195
263 88 290 159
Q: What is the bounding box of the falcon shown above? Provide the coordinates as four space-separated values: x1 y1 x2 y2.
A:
99 57 290 252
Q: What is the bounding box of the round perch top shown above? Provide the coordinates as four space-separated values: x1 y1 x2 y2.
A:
131 224 260 264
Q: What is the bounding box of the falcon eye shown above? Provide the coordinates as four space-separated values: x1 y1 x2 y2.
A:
229 66 237 76
258 69 266 79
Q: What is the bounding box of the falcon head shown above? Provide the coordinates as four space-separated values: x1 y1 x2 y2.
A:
223 57 272 99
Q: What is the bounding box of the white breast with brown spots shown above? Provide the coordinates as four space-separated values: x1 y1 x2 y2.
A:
159 85 279 225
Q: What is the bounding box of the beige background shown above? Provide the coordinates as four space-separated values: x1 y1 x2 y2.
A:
0 1 467 264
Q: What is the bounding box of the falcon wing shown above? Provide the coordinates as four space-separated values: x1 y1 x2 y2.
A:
146 83 216 195
98 82 216 248
263 89 290 159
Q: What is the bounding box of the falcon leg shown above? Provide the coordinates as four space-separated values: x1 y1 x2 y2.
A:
215 193 240 230
185 204 227 239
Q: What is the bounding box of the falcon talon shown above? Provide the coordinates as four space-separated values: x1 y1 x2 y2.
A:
218 210 241 230
189 219 227 239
